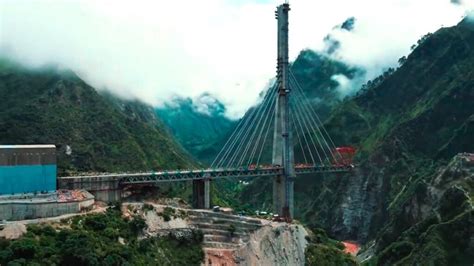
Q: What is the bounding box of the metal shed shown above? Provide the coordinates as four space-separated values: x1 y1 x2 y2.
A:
0 145 57 195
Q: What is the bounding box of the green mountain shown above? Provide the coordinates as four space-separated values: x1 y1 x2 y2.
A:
155 49 359 166
291 49 362 120
290 17 364 120
240 17 474 264
155 19 359 164
0 59 193 175
156 94 235 164
153 48 360 206
2 15 472 264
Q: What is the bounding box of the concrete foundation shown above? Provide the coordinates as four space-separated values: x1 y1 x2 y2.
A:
0 190 94 221
58 176 122 202
59 175 211 207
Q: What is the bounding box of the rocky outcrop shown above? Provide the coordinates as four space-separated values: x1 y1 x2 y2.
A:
331 167 382 241
129 203 309 265
187 210 263 250
0 223 26 239
359 153 474 264
235 223 308 266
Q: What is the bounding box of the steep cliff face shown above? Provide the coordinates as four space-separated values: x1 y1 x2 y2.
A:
240 18 474 258
235 223 308 266
316 17 474 242
364 153 474 265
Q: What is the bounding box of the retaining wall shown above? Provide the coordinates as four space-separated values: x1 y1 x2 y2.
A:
0 192 94 221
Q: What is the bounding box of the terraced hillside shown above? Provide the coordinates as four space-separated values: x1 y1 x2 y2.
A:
126 203 309 265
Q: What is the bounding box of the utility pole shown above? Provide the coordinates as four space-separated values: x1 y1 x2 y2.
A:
272 2 295 219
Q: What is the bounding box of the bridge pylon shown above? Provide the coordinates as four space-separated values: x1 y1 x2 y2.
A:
56 3 353 214
273 3 295 219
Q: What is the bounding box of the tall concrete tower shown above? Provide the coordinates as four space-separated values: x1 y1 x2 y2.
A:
272 3 295 219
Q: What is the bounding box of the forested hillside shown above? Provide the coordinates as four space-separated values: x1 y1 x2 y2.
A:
291 48 362 120
0 59 193 175
0 204 204 265
240 17 474 264
156 95 235 164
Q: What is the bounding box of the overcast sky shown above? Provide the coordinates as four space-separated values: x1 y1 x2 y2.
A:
0 0 473 118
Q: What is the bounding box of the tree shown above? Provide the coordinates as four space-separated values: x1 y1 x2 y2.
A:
10 238 38 260
398 56 407 66
129 216 147 234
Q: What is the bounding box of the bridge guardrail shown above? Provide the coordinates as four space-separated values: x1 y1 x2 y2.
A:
58 164 354 185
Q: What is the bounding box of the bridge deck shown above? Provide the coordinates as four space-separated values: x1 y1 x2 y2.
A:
58 165 354 185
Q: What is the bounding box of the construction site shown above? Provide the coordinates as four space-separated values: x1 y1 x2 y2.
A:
0 145 95 221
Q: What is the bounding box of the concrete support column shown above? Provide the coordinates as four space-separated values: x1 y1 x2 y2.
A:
204 179 211 209
273 175 285 215
287 178 294 218
273 176 294 218
93 188 121 203
272 3 295 219
192 180 203 209
192 179 211 209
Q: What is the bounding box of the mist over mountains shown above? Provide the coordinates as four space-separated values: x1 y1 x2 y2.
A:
241 16 474 264
156 94 235 164
0 58 193 174
0 1 473 264
1 0 471 118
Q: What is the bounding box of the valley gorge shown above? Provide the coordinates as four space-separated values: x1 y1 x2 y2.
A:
0 10 473 266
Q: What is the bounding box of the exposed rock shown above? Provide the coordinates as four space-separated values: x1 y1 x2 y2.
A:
364 153 474 264
0 223 26 239
235 223 308 266
127 202 309 265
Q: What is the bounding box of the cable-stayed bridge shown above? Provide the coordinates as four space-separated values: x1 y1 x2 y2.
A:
58 3 355 219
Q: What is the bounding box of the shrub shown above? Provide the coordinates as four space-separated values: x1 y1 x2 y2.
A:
0 209 204 265
191 230 204 243
10 238 38 259
143 203 154 212
228 224 236 237
83 215 107 231
0 248 13 264
377 241 415 265
160 207 176 222
274 229 281 237
129 215 147 234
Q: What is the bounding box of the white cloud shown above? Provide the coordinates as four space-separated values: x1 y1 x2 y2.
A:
192 94 224 116
0 0 472 118
468 9 474 20
325 1 470 78
331 74 359 98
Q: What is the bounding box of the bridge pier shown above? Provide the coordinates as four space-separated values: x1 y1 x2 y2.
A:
57 176 122 203
273 176 284 216
273 175 294 218
93 187 122 202
192 179 210 209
